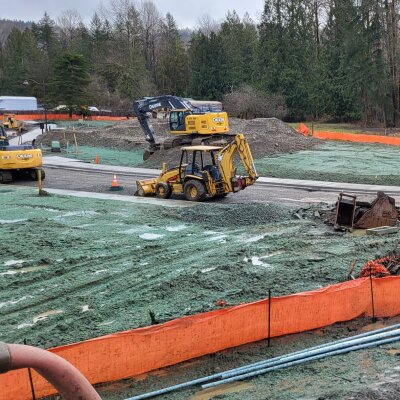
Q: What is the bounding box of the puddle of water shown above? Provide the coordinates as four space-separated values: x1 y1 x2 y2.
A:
191 382 253 400
94 269 108 274
207 235 227 242
244 234 265 243
0 219 27 224
201 267 216 273
4 260 24 266
33 309 64 323
244 256 273 269
139 233 164 240
18 309 64 329
123 225 156 234
166 225 187 232
0 265 48 276
0 295 33 309
99 320 115 326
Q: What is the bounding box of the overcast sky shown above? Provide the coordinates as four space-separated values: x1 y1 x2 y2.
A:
4 0 265 28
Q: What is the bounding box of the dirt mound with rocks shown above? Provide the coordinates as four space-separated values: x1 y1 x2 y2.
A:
37 117 314 166
143 117 315 168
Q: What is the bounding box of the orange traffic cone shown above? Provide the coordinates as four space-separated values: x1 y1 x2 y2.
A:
109 173 123 191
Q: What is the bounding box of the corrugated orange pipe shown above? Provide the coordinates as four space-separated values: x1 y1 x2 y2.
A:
0 342 101 400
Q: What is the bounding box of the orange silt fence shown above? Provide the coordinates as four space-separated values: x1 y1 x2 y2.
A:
0 113 131 122
2 276 400 399
313 131 400 146
298 122 310 136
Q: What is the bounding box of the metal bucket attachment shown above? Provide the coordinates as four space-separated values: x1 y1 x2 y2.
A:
335 193 356 231
354 191 398 229
135 178 157 197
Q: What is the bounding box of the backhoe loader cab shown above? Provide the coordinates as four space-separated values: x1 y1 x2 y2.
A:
136 133 258 201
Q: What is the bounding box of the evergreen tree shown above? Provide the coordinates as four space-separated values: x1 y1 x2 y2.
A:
50 52 90 113
157 13 189 95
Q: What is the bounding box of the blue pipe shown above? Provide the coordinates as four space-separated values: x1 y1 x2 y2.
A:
202 334 400 389
126 323 400 400
220 327 400 379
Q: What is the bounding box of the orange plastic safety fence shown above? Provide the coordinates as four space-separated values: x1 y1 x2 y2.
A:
0 114 131 122
2 277 400 400
297 123 310 136
313 131 400 146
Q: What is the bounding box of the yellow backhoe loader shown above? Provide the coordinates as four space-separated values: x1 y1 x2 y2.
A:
0 126 45 183
2 114 26 133
136 133 258 201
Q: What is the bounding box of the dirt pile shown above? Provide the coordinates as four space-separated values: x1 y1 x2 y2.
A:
37 119 171 150
37 117 314 167
143 117 315 168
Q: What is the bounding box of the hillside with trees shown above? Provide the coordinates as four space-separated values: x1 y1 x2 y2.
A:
1 0 400 126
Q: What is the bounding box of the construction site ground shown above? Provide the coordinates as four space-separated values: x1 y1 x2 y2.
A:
4 117 400 399
37 118 400 186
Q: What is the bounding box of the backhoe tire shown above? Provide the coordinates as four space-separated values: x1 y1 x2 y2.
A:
155 182 172 199
184 180 207 202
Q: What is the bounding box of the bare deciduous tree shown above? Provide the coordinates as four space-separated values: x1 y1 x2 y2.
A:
57 9 83 49
224 85 288 119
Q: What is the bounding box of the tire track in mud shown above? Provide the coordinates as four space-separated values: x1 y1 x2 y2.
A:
1 189 400 348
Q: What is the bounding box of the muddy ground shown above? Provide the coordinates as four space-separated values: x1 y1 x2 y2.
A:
92 317 400 400
1 187 399 351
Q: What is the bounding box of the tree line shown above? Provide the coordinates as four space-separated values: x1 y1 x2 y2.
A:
1 0 400 125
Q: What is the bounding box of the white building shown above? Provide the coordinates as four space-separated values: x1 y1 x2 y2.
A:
0 96 38 111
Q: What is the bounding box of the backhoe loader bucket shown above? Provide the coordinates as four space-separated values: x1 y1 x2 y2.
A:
335 193 357 231
354 191 398 229
135 178 157 197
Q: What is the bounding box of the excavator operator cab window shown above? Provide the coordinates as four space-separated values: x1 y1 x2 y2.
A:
170 111 186 131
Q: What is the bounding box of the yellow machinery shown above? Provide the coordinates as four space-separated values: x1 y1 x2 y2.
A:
136 133 258 201
0 126 45 184
2 114 25 132
134 96 231 159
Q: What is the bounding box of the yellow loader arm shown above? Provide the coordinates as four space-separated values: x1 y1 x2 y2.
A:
217 133 258 192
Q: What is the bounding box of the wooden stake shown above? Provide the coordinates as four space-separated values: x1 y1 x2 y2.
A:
348 259 357 280
37 169 42 195
73 128 78 155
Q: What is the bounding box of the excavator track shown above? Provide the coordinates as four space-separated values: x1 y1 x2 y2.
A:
0 170 13 184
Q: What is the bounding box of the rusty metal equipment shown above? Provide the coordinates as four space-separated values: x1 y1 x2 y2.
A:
335 193 357 231
335 191 398 231
354 191 398 229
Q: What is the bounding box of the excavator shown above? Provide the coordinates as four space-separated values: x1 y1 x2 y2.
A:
136 133 258 201
133 95 232 160
0 125 45 183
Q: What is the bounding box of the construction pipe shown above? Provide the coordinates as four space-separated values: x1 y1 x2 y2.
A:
226 321 400 376
128 324 400 400
0 342 101 400
219 327 400 379
202 334 400 389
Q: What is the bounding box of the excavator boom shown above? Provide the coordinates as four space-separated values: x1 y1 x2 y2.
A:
133 95 230 160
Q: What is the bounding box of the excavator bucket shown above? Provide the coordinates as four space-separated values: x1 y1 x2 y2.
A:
135 178 157 197
354 191 398 229
335 193 357 231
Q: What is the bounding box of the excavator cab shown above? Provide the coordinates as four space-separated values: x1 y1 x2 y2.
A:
170 110 191 132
